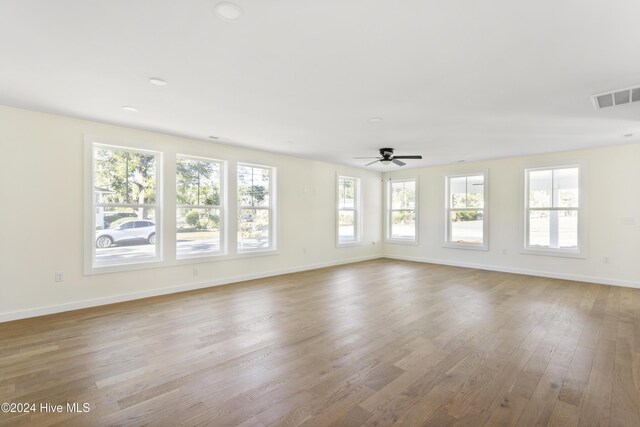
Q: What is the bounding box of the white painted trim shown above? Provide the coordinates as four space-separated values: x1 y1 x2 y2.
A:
336 174 363 247
175 154 227 260
84 137 164 275
521 161 587 258
383 254 640 290
0 255 381 323
236 163 278 253
382 239 420 246
443 170 489 251
384 175 419 244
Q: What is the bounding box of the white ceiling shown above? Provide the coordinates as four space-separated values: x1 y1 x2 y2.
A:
1 0 640 169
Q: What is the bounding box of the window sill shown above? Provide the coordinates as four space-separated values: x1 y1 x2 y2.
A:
176 252 228 264
337 241 362 248
235 249 280 258
86 258 163 275
520 247 586 259
384 239 419 246
443 243 488 251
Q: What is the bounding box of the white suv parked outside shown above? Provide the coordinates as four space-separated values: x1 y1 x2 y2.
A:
96 219 156 248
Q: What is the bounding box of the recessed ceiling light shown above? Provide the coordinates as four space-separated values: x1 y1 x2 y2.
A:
368 117 383 123
622 132 634 138
214 2 243 21
149 77 167 86
209 136 220 140
122 106 139 112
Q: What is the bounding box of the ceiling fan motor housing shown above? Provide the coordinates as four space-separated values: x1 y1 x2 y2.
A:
380 148 394 159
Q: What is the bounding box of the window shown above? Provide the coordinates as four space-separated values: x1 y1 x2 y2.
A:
337 176 361 246
90 143 161 269
445 173 488 249
387 178 417 242
176 156 224 258
237 164 276 252
525 165 581 255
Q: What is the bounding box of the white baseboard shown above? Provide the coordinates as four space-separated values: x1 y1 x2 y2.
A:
0 255 381 323
4 254 638 323
383 254 640 289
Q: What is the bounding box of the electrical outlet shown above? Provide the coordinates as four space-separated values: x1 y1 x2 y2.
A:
302 247 307 254
193 268 199 277
602 256 610 264
54 272 64 282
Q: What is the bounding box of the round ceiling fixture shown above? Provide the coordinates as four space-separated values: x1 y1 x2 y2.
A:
214 2 243 21
149 77 167 86
122 106 139 112
368 117 383 123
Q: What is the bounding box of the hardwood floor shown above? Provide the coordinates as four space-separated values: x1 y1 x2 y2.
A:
1 259 639 426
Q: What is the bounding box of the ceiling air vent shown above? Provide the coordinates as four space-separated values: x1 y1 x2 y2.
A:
592 85 640 110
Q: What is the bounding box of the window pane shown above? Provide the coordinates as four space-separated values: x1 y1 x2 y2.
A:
177 208 221 257
449 177 467 208
391 210 416 239
238 165 270 207
466 175 484 208
237 209 270 250
529 209 578 249
95 207 157 265
529 170 552 208
450 210 483 244
176 158 220 206
338 210 355 243
528 210 551 248
391 181 416 210
555 168 579 208
338 177 355 209
558 210 578 248
94 147 157 204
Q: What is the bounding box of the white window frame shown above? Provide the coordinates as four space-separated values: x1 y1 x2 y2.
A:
84 139 163 275
385 177 419 245
236 163 277 254
336 175 362 247
522 163 585 258
176 155 227 260
444 171 489 251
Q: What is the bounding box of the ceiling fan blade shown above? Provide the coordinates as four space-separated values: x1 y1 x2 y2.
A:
364 159 381 166
393 155 422 159
392 159 406 166
353 156 382 159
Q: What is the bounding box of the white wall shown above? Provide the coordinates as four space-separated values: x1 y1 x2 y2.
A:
382 145 640 288
1 105 638 322
0 106 383 321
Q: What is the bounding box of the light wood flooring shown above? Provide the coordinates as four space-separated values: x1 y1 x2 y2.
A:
1 259 639 426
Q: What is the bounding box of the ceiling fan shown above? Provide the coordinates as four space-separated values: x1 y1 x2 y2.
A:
355 148 423 166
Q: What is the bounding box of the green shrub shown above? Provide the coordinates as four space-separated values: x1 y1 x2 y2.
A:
454 211 481 222
185 210 200 227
